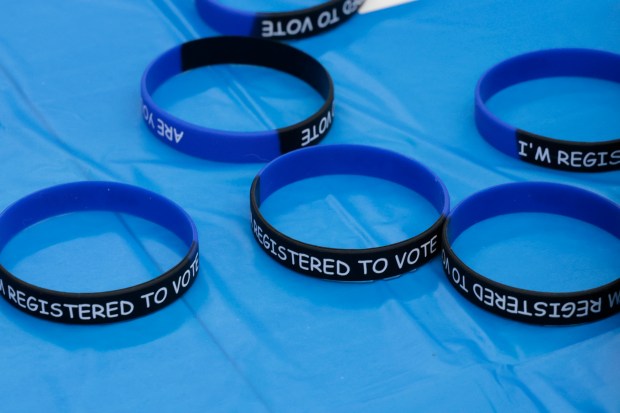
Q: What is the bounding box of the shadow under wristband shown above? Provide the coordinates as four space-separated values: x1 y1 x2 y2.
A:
441 182 620 325
0 182 199 324
250 144 450 281
475 48 620 172
141 36 335 163
195 0 365 40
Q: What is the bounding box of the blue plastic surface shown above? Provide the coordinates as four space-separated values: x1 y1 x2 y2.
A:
0 0 619 411
196 0 256 36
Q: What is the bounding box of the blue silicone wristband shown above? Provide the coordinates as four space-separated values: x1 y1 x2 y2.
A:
441 181 620 325
0 182 199 324
195 0 364 40
141 36 335 163
475 48 620 172
250 144 450 281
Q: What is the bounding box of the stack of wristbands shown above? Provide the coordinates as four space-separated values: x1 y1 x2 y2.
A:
0 1 618 326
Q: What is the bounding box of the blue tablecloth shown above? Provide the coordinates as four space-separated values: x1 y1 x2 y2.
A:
0 1 618 411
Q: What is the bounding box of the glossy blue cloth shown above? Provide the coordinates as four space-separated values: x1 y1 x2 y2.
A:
0 0 618 411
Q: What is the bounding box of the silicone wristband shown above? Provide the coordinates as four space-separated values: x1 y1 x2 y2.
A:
250 144 450 281
441 182 620 325
0 182 199 324
141 36 334 163
195 0 364 40
475 48 620 172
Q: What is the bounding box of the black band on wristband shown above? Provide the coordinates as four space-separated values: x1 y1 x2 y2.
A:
195 0 365 40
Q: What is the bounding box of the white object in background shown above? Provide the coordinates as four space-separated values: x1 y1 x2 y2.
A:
359 0 418 14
